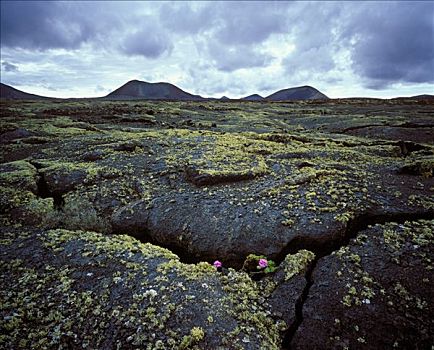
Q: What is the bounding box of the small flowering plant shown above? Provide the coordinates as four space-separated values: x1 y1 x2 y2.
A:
258 258 268 269
263 259 276 274
213 260 223 272
242 254 277 274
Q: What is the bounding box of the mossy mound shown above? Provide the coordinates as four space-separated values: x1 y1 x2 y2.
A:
400 156 434 177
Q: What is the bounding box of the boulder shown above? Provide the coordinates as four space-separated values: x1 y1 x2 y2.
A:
292 219 434 349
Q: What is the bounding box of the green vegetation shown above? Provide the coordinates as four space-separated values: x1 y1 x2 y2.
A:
1 98 433 349
0 227 300 349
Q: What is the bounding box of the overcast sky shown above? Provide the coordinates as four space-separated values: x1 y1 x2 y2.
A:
1 1 433 98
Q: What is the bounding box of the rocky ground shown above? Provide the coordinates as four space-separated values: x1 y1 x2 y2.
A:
1 98 433 349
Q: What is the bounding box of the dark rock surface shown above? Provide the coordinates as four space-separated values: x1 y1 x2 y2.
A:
0 226 313 349
292 220 434 350
1 98 433 348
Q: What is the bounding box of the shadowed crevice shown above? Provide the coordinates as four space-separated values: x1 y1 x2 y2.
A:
281 209 434 349
281 259 317 350
36 172 64 210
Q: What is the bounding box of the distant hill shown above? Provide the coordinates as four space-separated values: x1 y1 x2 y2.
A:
391 94 434 103
403 94 434 100
241 94 264 101
104 80 203 101
0 83 49 100
266 86 328 101
9 81 431 102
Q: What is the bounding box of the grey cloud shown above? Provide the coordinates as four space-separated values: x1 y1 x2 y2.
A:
159 3 215 34
284 46 336 77
157 2 292 72
280 3 343 80
344 2 434 88
1 61 19 72
198 79 245 96
206 42 272 72
0 1 171 59
257 81 280 92
1 1 432 96
185 62 246 95
44 84 58 92
324 76 343 85
288 3 342 51
159 2 291 44
0 1 95 49
212 2 291 45
279 2 434 89
120 27 173 58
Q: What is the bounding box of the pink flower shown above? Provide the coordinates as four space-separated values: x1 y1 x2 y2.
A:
258 258 268 268
213 260 222 268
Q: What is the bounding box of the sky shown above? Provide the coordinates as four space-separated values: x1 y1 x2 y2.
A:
1 1 433 99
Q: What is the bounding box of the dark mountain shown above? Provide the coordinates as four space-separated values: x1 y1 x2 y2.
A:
104 80 203 100
401 94 434 100
220 96 230 100
241 94 264 101
391 94 434 104
266 85 328 101
0 83 49 100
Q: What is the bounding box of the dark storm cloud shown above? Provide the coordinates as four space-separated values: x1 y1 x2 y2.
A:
1 1 432 95
279 2 434 89
0 1 172 58
1 61 19 72
0 1 97 49
343 2 434 89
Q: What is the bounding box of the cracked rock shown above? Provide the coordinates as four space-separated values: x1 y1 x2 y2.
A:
291 219 434 350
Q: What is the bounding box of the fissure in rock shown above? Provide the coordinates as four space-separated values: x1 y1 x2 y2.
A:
281 258 317 350
36 173 64 210
281 209 434 349
112 209 433 349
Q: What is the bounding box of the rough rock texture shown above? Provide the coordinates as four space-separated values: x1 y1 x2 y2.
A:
0 226 312 349
1 98 433 348
292 220 434 350
107 128 434 267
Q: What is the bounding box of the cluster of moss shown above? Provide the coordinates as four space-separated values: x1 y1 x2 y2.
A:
283 250 316 281
1 228 301 349
190 133 272 178
382 220 433 266
401 156 434 178
1 98 433 349
328 219 433 347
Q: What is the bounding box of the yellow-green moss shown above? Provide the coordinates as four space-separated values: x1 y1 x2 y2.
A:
283 250 316 281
